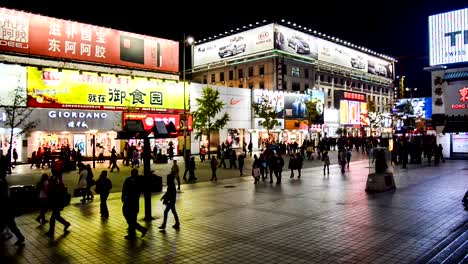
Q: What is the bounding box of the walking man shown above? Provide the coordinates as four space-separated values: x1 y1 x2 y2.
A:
122 169 147 240
210 156 218 181
46 174 71 238
159 173 180 230
171 160 181 191
0 168 25 245
95 171 112 218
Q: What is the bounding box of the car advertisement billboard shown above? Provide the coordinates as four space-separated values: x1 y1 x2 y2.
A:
0 7 179 73
275 25 393 79
27 67 187 110
0 63 27 106
429 8 468 66
193 24 274 67
393 97 433 118
282 90 324 123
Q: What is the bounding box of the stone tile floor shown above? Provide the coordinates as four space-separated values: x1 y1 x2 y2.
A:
1 159 467 263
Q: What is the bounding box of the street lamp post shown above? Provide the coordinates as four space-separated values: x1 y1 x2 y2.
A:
182 34 194 161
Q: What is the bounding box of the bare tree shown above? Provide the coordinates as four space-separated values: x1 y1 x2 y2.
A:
0 83 38 164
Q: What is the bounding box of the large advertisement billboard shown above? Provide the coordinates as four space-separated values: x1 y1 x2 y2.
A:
0 63 27 106
253 89 285 118
429 8 468 66
393 97 433 118
275 25 394 79
193 24 274 67
27 67 187 110
0 8 179 72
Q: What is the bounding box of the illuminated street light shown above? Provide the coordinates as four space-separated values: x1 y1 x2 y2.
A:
183 34 194 161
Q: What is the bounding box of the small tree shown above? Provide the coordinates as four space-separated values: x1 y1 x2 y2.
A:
192 86 229 154
0 85 38 163
252 93 279 142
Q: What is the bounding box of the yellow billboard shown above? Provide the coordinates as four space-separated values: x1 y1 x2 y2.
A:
27 67 187 110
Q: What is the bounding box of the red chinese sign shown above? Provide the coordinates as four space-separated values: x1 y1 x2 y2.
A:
459 87 468 102
0 8 179 73
123 113 193 132
344 92 365 101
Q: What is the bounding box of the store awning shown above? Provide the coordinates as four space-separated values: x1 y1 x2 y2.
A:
442 71 468 81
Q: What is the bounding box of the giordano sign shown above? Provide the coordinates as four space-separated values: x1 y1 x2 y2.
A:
27 67 188 111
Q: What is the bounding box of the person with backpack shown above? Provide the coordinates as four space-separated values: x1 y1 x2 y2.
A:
95 171 112 218
45 174 71 238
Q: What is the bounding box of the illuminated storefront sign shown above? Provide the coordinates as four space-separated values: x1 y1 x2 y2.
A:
0 8 179 72
452 86 468 109
27 67 187 110
344 92 365 101
339 100 367 125
123 113 193 131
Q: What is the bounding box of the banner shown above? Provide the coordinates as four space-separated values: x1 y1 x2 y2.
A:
27 67 187 110
0 8 179 72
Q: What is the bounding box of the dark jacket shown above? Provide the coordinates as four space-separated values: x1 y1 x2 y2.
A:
122 176 141 210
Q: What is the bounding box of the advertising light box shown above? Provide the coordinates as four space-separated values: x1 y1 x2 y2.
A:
393 97 432 118
193 24 274 67
444 81 468 116
429 8 468 66
27 67 188 110
0 7 179 72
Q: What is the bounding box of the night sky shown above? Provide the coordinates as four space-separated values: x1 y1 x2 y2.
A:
1 0 467 97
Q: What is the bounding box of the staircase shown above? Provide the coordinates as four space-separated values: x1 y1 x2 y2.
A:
414 222 468 264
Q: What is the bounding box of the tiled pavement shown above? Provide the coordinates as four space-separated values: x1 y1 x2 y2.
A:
1 158 467 263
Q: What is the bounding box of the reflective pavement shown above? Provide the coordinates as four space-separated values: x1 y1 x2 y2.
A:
1 158 467 263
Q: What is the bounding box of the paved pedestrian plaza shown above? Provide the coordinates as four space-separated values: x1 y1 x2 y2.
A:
1 158 467 263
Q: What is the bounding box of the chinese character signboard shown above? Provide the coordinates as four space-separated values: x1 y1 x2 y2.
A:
0 8 178 72
123 113 193 132
27 67 187 110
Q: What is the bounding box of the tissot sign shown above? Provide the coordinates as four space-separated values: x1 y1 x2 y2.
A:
0 7 179 72
429 8 468 66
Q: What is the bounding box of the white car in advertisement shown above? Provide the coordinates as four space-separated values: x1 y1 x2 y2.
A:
350 56 366 69
218 36 247 58
376 64 387 76
287 35 310 54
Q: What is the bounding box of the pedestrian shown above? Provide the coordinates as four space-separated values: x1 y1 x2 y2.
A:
0 169 25 245
188 157 197 181
85 164 95 200
12 148 18 167
183 153 190 181
121 169 147 240
210 155 218 181
252 154 261 184
168 141 174 160
45 174 71 238
288 154 296 178
238 152 245 176
274 152 284 184
95 171 112 218
159 173 180 230
77 163 88 203
295 152 303 178
109 150 120 172
323 151 330 175
248 141 253 157
346 148 352 169
170 160 181 190
35 173 49 225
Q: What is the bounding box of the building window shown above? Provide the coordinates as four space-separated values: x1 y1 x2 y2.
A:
239 83 243 88
292 82 300 91
282 81 287 90
328 101 332 108
248 67 254 77
304 83 309 90
238 69 244 79
327 76 332 83
203 75 207 84
341 79 345 85
211 74 216 83
304 69 309 79
228 70 233 80
259 81 265 89
291 67 300 77
327 89 331 97
259 65 265 75
249 82 254 89
220 72 225 82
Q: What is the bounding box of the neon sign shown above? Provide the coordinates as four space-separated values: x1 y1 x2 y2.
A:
344 92 365 101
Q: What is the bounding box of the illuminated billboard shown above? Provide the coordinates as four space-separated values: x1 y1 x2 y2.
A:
275 25 394 79
393 97 432 119
429 8 468 66
193 24 274 67
0 7 179 72
27 67 187 110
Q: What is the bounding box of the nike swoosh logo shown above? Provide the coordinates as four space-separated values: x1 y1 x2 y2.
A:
230 98 241 106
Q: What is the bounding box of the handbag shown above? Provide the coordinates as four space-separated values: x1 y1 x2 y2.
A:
253 167 261 178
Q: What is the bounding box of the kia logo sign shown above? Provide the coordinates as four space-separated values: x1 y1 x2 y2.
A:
258 32 269 40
